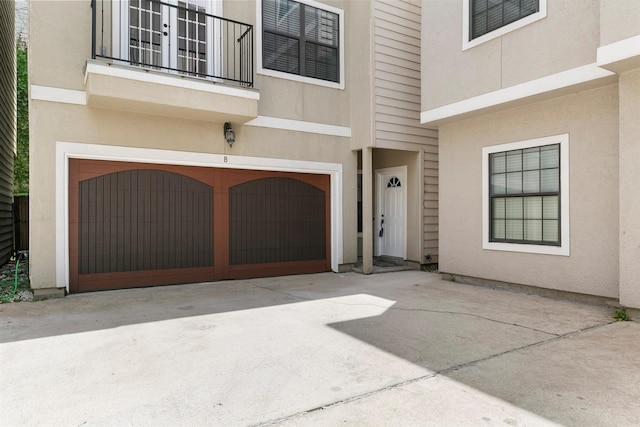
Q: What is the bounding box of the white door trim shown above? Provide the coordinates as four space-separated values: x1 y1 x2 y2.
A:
375 166 407 259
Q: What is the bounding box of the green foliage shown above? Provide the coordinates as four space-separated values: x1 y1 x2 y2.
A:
613 307 630 322
15 42 29 195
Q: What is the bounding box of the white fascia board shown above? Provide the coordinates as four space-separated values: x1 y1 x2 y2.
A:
421 63 616 126
597 35 640 73
31 85 87 105
245 116 352 138
85 61 260 100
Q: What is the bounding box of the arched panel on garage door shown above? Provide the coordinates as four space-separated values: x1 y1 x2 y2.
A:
229 177 326 264
69 162 216 293
78 169 214 273
227 175 331 278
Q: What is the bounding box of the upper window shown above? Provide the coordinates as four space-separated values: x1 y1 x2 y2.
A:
471 0 539 40
258 0 344 89
482 134 569 256
463 0 547 50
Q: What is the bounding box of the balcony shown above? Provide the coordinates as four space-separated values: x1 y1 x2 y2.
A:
86 0 258 123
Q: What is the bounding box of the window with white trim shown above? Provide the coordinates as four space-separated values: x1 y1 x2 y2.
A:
489 144 559 245
463 0 546 50
260 0 342 85
470 0 539 40
482 134 570 256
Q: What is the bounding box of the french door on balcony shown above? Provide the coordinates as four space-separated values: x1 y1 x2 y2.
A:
114 0 221 77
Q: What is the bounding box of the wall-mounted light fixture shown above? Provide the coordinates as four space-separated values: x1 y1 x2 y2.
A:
224 122 235 147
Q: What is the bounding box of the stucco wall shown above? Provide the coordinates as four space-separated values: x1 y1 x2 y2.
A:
422 0 600 111
439 84 620 298
619 69 640 307
600 0 640 46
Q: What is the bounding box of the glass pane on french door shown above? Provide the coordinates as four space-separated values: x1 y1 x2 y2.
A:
177 1 208 76
128 0 215 76
129 0 164 68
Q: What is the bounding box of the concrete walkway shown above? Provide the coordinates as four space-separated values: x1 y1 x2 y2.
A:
1 271 639 426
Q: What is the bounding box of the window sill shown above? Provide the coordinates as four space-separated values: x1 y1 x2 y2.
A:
257 67 345 90
483 241 569 256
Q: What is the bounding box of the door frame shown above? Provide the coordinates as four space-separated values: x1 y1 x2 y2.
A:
112 0 221 75
375 166 407 259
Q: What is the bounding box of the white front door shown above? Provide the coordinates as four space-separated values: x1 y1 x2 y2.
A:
115 0 221 76
376 167 407 259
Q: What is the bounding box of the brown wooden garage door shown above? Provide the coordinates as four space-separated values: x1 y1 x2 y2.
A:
69 159 330 293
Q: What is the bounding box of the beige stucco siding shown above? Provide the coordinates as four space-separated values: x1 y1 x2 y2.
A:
600 0 640 46
619 70 640 307
439 84 619 298
422 0 600 111
29 1 88 91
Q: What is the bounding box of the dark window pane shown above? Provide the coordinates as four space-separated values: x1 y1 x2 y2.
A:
305 43 338 82
263 32 299 74
489 143 560 245
263 0 340 82
470 0 539 40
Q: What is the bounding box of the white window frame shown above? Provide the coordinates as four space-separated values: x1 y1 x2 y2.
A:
482 134 570 256
462 0 547 51
256 0 345 90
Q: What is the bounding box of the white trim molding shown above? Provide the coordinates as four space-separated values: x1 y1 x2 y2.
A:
245 116 351 137
421 63 616 126
31 85 87 106
482 134 570 256
462 0 547 51
256 0 345 90
55 141 344 290
85 61 260 100
597 35 640 74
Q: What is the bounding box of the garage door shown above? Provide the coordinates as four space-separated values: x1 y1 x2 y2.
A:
68 159 331 293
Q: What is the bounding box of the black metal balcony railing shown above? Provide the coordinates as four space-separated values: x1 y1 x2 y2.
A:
91 0 254 88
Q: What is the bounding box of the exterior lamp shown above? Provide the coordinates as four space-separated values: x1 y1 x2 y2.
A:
224 122 235 147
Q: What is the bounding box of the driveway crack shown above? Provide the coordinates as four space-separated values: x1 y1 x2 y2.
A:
253 321 615 427
245 283 599 337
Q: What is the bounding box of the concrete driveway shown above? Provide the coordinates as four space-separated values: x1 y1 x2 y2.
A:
2 271 640 426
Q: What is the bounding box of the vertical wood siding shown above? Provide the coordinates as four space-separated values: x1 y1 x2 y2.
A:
423 144 439 263
0 1 15 264
78 170 214 274
229 177 326 265
373 0 439 264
